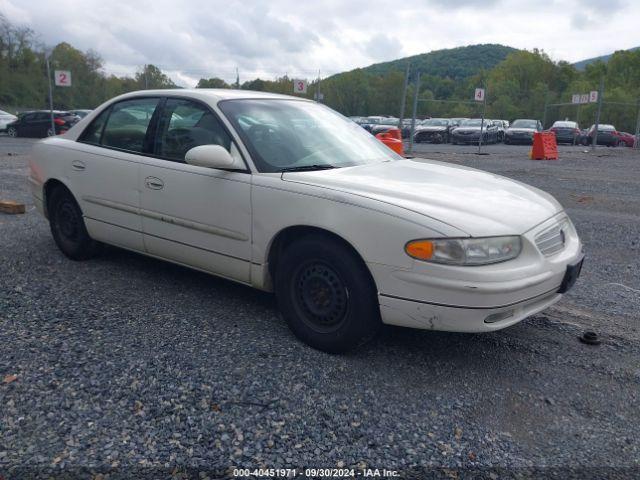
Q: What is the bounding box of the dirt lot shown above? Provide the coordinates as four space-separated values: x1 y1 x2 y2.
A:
1 137 639 478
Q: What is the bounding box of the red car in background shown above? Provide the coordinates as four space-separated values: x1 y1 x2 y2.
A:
614 131 636 147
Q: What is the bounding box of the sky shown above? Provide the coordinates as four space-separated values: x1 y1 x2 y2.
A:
1 0 637 87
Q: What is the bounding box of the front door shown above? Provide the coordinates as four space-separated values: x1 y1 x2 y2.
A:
138 97 252 283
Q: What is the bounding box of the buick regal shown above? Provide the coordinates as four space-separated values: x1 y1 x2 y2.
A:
29 89 584 352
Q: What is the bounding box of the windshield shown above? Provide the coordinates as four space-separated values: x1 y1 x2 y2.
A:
219 99 401 173
553 121 577 128
422 118 449 126
512 120 537 129
460 119 486 127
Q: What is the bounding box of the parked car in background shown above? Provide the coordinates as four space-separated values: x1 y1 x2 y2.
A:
69 109 93 119
370 117 400 136
549 121 581 144
0 109 18 132
586 124 619 147
451 118 499 145
492 119 507 142
6 110 80 138
504 119 543 145
29 89 584 352
449 118 468 128
614 131 636 147
413 118 452 143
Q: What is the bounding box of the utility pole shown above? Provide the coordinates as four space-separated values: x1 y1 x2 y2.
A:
591 76 604 151
634 98 640 149
316 70 321 102
45 52 55 136
144 64 149 89
235 67 240 89
542 87 549 129
478 84 487 155
408 71 420 155
574 103 581 146
397 63 410 129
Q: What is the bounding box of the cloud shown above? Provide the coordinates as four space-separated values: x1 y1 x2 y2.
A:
364 35 403 62
0 0 638 87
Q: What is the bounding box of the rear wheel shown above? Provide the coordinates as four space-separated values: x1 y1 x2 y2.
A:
275 236 380 353
48 187 101 260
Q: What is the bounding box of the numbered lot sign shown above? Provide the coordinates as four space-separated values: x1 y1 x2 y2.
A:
572 94 580 104
580 94 589 104
54 70 72 87
293 79 307 94
474 88 485 102
589 91 598 103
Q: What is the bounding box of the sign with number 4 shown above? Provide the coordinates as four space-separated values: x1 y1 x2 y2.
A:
54 70 72 87
474 88 485 102
293 79 307 94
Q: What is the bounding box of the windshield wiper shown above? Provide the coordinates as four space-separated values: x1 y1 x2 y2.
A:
280 164 337 173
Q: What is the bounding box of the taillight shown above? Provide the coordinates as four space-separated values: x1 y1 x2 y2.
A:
54 118 65 126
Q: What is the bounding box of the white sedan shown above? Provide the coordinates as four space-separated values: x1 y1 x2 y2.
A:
0 109 18 132
29 89 584 352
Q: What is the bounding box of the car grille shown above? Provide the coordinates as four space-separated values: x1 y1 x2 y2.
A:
535 219 569 256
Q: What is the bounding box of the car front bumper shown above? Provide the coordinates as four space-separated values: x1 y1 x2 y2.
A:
371 212 583 332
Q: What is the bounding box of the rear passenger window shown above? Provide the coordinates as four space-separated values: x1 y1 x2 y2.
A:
101 98 160 153
154 98 231 162
79 108 110 145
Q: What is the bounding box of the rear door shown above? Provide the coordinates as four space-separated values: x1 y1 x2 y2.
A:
32 112 51 137
69 97 162 252
138 97 252 283
19 113 37 136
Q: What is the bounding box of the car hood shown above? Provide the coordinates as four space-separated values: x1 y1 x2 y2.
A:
454 126 487 132
507 128 535 133
281 160 562 236
416 126 447 132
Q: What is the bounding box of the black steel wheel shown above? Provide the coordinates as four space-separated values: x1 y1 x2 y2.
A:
48 186 101 260
275 235 380 353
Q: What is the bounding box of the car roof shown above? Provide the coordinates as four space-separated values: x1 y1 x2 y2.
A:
113 88 308 104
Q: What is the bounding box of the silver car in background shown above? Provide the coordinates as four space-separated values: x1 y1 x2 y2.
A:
0 109 18 132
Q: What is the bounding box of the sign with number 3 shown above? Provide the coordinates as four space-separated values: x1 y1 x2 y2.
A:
293 79 307 94
54 70 72 87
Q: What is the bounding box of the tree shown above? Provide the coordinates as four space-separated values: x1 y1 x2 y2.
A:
135 64 176 89
196 77 230 88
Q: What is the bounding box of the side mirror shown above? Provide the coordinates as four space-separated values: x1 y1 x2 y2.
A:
185 144 244 170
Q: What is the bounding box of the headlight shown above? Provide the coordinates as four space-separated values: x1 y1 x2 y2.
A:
405 236 522 265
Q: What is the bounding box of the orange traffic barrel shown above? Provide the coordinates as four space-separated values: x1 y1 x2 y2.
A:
376 131 404 155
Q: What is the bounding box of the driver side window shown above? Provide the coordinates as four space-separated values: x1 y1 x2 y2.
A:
154 98 231 162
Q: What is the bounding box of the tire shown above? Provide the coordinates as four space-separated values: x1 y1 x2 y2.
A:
275 235 381 353
48 187 101 260
7 126 17 137
46 127 55 137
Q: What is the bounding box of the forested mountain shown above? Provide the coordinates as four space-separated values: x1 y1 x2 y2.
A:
342 44 517 80
2 13 640 131
574 47 640 70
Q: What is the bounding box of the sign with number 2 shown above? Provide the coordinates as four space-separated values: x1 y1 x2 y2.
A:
54 70 72 87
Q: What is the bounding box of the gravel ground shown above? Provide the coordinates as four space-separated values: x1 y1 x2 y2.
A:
1 138 639 479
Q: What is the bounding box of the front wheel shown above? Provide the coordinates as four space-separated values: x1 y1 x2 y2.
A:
275 236 381 353
46 127 55 137
7 126 17 137
48 187 101 260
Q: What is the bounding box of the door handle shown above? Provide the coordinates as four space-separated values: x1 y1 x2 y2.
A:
71 160 86 171
145 176 164 190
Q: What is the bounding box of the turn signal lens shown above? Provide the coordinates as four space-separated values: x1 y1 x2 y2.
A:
405 240 434 260
405 236 522 265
